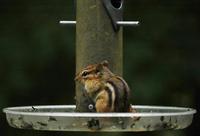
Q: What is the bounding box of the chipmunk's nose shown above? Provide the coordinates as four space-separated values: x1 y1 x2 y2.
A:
74 74 80 81
74 76 78 81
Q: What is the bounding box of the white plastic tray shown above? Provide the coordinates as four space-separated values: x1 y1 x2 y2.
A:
3 105 196 132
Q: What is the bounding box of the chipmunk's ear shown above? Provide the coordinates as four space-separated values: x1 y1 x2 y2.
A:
96 63 103 72
101 60 109 67
96 60 109 72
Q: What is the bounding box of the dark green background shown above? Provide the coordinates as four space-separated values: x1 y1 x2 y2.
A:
0 0 199 136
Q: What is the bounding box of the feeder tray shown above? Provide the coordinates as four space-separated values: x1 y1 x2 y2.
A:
3 105 196 132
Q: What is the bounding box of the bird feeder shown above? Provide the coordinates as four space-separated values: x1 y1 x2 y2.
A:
3 0 196 132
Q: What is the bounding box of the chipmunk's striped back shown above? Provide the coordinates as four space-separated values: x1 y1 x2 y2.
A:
106 76 130 112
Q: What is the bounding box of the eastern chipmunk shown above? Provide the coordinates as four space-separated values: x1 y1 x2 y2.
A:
75 60 133 112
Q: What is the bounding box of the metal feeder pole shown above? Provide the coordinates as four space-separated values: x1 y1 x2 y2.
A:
76 0 123 112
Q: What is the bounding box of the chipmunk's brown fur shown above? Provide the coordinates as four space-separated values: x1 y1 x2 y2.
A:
75 60 133 112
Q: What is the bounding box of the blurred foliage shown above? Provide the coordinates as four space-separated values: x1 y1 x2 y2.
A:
0 0 200 136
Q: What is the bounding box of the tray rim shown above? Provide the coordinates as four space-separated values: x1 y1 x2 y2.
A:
3 105 197 117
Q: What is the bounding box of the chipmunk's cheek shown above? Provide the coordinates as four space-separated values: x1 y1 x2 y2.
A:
81 79 85 85
94 81 101 88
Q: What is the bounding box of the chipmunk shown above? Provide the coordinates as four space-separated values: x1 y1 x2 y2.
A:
75 60 133 112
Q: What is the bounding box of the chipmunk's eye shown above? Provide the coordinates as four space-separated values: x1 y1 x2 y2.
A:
81 71 88 77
